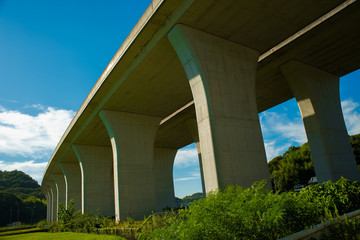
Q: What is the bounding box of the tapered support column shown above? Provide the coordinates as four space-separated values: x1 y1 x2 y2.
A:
168 24 270 192
281 61 359 182
43 189 51 222
154 148 177 210
73 145 115 217
47 181 57 222
185 119 205 195
59 163 81 211
100 110 161 221
52 174 66 208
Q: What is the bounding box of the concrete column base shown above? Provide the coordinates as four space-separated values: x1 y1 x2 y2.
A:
52 174 66 208
168 24 270 192
281 61 359 182
154 148 177 211
47 181 57 222
43 189 51 222
59 162 81 211
73 145 115 217
100 110 161 221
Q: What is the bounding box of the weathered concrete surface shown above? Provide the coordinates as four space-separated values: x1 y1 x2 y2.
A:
73 144 114 217
281 61 360 182
59 162 81 211
168 24 271 191
100 110 161 221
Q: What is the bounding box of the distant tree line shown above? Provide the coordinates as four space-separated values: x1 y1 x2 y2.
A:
268 133 360 192
0 170 46 226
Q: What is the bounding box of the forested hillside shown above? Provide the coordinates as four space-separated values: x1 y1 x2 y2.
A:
0 170 46 226
269 133 360 192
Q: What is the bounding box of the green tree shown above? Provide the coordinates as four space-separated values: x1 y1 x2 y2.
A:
268 134 360 192
269 143 314 192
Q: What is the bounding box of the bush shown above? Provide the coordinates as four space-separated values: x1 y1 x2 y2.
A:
138 182 320 239
51 200 113 233
36 219 48 228
299 177 360 217
318 215 360 240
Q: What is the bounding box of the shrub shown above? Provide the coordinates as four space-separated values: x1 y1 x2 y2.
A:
51 200 113 233
318 215 360 240
138 182 320 239
299 177 360 217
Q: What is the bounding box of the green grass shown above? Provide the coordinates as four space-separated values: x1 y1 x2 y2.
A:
0 228 46 237
0 232 126 240
0 225 36 233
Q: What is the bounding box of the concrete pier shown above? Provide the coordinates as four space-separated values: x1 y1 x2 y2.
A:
281 61 360 182
100 110 161 221
73 144 115 216
168 24 271 192
59 163 82 211
41 0 360 222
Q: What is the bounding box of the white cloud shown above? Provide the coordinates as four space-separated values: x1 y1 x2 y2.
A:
0 160 47 184
260 98 360 161
263 141 291 162
0 98 18 104
260 111 307 145
175 171 200 182
0 105 75 158
174 148 199 168
342 99 360 135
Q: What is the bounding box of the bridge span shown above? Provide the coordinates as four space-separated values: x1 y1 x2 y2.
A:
41 0 360 222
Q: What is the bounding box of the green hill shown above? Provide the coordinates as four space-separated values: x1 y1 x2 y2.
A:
0 170 43 199
0 170 46 226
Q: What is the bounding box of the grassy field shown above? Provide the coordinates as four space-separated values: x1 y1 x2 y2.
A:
0 232 126 240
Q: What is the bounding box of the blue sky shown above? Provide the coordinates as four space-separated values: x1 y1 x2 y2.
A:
0 1 359 198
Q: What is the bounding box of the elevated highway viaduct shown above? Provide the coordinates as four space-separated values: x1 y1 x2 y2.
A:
41 0 360 222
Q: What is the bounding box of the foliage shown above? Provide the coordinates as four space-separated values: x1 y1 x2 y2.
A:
318 215 360 240
0 170 46 226
0 191 46 226
299 177 360 217
268 134 360 192
269 143 314 192
37 219 49 228
57 199 77 225
0 170 40 189
51 200 113 233
0 170 43 199
137 179 360 240
350 133 360 166
138 182 321 240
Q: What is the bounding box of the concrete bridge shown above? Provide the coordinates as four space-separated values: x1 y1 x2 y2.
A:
41 0 360 223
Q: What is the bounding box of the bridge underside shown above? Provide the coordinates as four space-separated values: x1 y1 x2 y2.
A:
42 0 360 222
